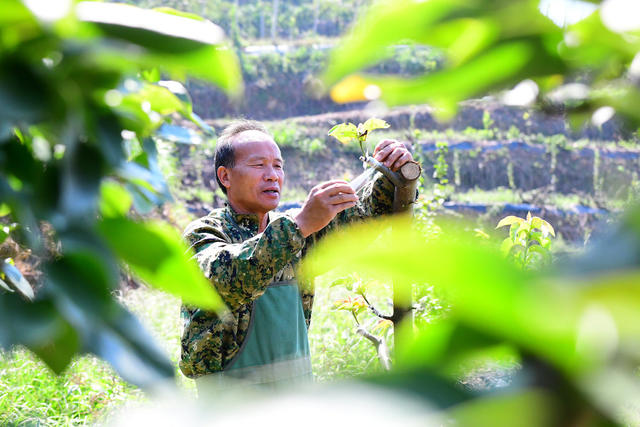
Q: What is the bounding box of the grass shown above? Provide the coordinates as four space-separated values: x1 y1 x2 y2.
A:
449 187 522 205
0 279 385 425
0 289 193 426
0 349 143 425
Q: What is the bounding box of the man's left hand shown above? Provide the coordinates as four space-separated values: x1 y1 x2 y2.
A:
373 139 414 172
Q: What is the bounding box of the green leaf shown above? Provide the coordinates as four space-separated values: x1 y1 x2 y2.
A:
363 367 473 409
45 256 173 385
330 37 565 117
530 216 543 230
0 59 51 123
509 222 520 242
540 237 551 249
0 292 80 373
474 228 490 239
527 245 551 264
86 307 175 388
168 45 242 96
94 113 128 168
188 111 216 136
99 180 133 218
135 82 185 116
496 215 524 229
358 118 390 136
157 80 193 113
124 182 160 214
529 230 552 248
152 7 207 22
76 4 243 95
397 320 505 372
500 238 514 257
155 124 203 144
0 203 10 217
323 0 461 86
328 123 358 144
516 228 530 244
300 217 584 373
1 260 34 300
450 390 557 427
420 17 500 66
60 143 106 219
141 68 161 83
0 1 35 28
97 218 225 312
540 219 555 237
76 2 225 53
118 139 170 204
330 277 351 288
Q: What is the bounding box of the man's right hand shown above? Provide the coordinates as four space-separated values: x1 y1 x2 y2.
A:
294 180 358 237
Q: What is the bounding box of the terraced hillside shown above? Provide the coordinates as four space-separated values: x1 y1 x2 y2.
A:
167 100 638 245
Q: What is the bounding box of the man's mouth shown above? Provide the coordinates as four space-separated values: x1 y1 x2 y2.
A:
263 189 279 196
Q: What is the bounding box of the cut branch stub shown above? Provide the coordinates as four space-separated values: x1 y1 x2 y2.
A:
399 161 422 181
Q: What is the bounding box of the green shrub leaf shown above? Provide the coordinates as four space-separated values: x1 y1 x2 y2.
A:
358 118 390 135
99 181 133 219
97 218 225 312
496 215 524 229
328 123 358 144
500 238 514 257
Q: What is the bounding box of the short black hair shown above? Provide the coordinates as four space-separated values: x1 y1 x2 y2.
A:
214 119 270 194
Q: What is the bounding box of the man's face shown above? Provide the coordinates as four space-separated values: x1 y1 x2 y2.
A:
219 130 284 216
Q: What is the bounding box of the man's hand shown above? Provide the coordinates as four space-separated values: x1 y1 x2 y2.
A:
294 180 358 237
373 139 414 172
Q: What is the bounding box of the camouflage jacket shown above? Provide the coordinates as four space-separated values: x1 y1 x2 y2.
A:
179 171 395 378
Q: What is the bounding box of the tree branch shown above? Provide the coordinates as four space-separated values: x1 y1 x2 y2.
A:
356 325 391 371
361 294 394 321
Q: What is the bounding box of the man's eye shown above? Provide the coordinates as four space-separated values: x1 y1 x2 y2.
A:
275 164 283 169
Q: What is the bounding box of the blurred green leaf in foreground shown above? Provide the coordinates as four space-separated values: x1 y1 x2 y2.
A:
299 208 640 425
0 0 237 387
324 0 640 128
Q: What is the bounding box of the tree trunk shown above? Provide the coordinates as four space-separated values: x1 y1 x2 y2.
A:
361 157 421 361
391 162 421 354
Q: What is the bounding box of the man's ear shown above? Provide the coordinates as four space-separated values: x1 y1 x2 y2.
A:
217 166 232 191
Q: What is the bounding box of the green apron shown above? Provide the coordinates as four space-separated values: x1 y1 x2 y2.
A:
221 280 313 386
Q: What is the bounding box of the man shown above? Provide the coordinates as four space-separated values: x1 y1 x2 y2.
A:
180 119 415 386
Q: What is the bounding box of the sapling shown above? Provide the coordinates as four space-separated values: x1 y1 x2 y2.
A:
496 212 555 269
328 118 391 190
327 119 423 365
328 118 421 208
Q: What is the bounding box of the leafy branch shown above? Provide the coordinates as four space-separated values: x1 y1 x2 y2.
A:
328 118 390 158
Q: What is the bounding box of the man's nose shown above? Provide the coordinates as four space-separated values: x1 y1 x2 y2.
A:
264 165 279 181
